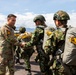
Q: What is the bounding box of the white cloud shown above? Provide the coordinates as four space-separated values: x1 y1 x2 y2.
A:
44 13 55 27
68 13 76 27
15 12 36 28
0 12 76 28
0 13 6 25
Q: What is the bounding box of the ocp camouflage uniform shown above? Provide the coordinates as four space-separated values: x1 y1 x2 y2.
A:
0 24 20 75
17 31 34 72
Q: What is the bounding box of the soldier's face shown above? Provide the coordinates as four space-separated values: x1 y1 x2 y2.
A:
35 20 42 26
54 20 61 28
7 17 16 27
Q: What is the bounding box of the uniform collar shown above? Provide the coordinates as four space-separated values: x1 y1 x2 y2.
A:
37 25 45 28
5 23 13 30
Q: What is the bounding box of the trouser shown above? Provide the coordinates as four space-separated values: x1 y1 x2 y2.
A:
15 51 20 63
15 46 21 63
62 64 72 75
21 49 34 71
51 59 68 75
0 58 15 75
24 55 31 70
38 54 51 75
64 64 76 75
51 60 76 75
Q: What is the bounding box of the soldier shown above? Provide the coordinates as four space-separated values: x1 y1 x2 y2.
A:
34 26 55 63
0 14 23 75
44 10 70 75
63 26 76 74
15 27 26 64
22 15 52 75
17 26 34 75
43 26 55 50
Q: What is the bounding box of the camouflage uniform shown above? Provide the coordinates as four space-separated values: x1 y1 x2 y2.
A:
17 27 34 74
15 27 26 64
24 15 51 75
43 26 55 50
0 24 20 75
24 25 49 74
44 28 67 74
44 10 70 75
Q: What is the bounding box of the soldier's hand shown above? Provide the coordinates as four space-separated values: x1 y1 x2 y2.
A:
20 42 26 48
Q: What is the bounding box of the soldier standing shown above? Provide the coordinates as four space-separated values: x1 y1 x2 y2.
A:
44 10 70 75
63 26 76 74
15 27 26 64
17 27 34 75
0 14 23 75
22 15 51 75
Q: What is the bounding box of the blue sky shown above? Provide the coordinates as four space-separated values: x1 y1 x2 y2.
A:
0 0 76 28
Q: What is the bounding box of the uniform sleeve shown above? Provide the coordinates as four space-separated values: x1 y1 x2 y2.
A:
24 27 44 48
67 28 76 45
1 27 20 46
44 28 66 56
44 32 57 55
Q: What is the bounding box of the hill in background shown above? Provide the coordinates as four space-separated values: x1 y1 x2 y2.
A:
16 27 35 32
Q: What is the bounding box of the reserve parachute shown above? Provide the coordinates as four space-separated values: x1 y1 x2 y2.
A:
14 31 32 39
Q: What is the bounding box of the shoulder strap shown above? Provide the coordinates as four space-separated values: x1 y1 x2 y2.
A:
64 28 68 39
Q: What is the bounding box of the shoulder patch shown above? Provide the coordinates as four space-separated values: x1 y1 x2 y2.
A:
46 30 52 36
69 37 76 45
7 30 11 35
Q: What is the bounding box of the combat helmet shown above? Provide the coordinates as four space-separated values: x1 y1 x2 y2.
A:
33 15 46 22
19 27 26 33
53 10 70 20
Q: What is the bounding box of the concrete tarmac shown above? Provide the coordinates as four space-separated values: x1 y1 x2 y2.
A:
14 53 41 75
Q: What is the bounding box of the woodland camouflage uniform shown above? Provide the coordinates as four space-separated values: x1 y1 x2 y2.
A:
23 15 51 75
44 10 70 75
17 27 34 75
